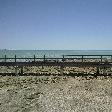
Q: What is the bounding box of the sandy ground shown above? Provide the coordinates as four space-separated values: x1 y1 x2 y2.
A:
0 75 112 112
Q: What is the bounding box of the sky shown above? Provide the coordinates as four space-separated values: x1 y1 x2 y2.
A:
0 0 112 50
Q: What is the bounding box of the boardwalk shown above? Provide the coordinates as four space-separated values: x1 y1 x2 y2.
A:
0 55 112 76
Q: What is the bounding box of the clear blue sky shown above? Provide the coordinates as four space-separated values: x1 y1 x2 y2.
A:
0 0 112 50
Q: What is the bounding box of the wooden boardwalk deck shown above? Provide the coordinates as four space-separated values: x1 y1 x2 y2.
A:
0 61 112 67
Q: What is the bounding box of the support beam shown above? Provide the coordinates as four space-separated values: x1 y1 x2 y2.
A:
15 55 16 62
20 66 23 75
82 55 83 62
60 65 64 75
111 56 112 62
44 55 45 63
101 56 102 62
15 66 17 75
34 55 35 62
62 55 65 62
96 67 99 75
5 55 6 62
103 67 106 75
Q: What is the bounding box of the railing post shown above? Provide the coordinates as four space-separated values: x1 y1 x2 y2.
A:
5 55 6 62
82 55 83 62
60 55 64 75
34 55 35 62
42 55 45 69
62 55 64 62
14 55 17 75
111 55 112 62
101 56 102 62
21 66 23 75
15 55 16 62
96 67 99 75
44 55 45 63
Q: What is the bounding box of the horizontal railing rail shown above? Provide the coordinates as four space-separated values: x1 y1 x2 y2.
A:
64 55 112 56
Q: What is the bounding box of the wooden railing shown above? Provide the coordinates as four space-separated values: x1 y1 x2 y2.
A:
0 55 112 75
0 55 112 62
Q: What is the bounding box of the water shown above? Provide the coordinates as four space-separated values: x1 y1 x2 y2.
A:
0 50 112 58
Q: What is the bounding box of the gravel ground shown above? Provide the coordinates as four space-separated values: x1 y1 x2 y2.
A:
0 76 112 112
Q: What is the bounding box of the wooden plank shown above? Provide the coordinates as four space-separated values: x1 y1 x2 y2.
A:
64 55 112 56
0 61 112 67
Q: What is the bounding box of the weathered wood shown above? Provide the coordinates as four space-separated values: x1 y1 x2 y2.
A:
64 55 112 57
0 55 112 75
15 66 17 75
15 55 16 62
5 55 6 62
44 55 45 63
34 55 35 62
20 66 23 74
101 56 102 62
82 55 83 62
96 67 100 74
62 55 65 62
0 61 112 67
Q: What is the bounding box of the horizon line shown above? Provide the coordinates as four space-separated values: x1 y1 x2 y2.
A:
1 49 112 51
